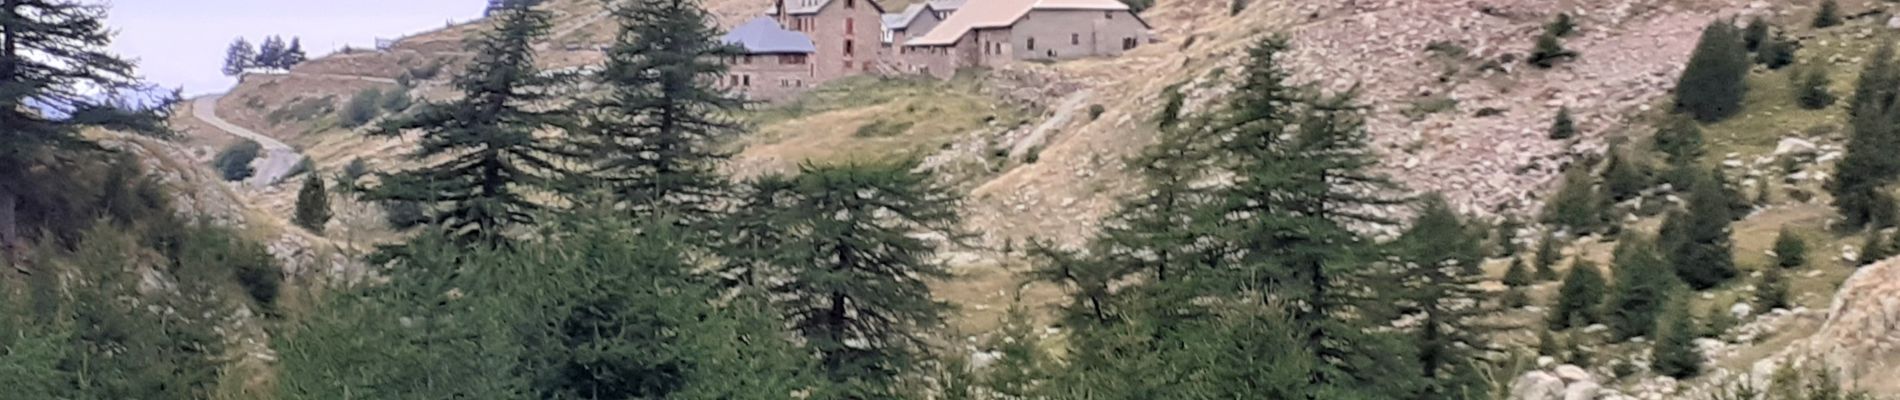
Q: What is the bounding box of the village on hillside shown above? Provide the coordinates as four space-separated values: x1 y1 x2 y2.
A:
715 0 1154 99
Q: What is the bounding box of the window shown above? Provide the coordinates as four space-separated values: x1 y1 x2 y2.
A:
844 39 855 56
1122 37 1137 50
845 60 854 69
1106 11 1113 19
846 18 854 35
1027 37 1035 50
743 55 753 64
742 75 751 86
846 0 854 8
781 54 806 64
1071 34 1079 45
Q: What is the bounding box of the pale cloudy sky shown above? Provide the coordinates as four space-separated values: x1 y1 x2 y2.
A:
105 0 488 96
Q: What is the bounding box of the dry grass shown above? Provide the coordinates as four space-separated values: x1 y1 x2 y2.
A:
730 75 1027 176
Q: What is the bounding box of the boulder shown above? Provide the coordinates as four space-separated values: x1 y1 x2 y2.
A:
1774 137 1819 159
1553 364 1593 383
1562 381 1601 400
1731 302 1754 319
1510 371 1565 400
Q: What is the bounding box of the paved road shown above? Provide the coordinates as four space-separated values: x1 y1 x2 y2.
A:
193 95 305 188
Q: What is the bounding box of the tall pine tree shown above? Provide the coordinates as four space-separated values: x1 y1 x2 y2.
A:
1396 195 1494 399
361 1 572 246
0 0 174 268
1549 259 1607 330
766 161 961 398
570 0 742 227
1833 42 1900 228
1669 168 1740 290
1607 234 1677 339
293 176 331 233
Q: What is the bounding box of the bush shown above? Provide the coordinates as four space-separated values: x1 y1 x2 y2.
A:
383 200 429 230
381 88 413 112
342 87 383 128
1502 256 1532 287
214 140 262 181
407 59 446 80
294 176 332 233
1756 36 1796 69
1795 67 1836 110
1087 104 1105 120
1773 227 1807 268
1528 32 1576 68
1755 267 1790 310
1813 0 1842 28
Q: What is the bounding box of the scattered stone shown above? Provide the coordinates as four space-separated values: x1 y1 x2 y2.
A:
1510 371 1565 400
1731 302 1753 319
1553 364 1593 383
1562 381 1601 400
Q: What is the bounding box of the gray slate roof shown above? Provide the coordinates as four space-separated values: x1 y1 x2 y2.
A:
721 17 817 54
882 4 932 29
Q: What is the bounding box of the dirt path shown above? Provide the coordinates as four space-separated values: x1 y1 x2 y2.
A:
193 95 305 188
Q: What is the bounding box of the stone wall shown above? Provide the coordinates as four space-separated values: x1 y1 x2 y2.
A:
1009 9 1149 61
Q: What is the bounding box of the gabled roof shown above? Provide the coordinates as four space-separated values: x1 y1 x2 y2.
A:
769 0 887 16
722 17 817 54
904 0 1143 46
882 3 936 30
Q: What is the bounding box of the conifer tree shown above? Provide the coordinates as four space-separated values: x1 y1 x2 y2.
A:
766 162 961 397
1092 107 1219 285
1537 326 1561 357
1833 43 1900 228
1676 21 1751 122
1670 168 1739 290
255 35 287 70
1651 294 1703 378
1796 67 1837 110
1743 16 1770 51
1503 256 1533 288
361 1 571 246
1607 235 1677 339
1773 227 1807 269
222 38 256 76
1548 107 1578 139
1602 148 1649 203
1547 13 1577 37
570 0 742 226
1814 0 1842 28
0 0 175 267
282 37 308 67
1396 195 1494 398
293 176 331 233
1550 259 1607 330
1534 231 1562 281
1207 37 1425 398
1756 266 1790 310
1544 166 1606 233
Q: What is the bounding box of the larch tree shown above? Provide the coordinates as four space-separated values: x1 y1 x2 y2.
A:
1396 194 1495 399
361 1 573 247
1543 165 1606 233
766 161 962 398
1651 294 1704 378
0 0 175 268
1533 230 1562 281
1773 227 1807 269
1833 43 1900 229
1669 168 1739 290
282 37 308 68
570 0 743 228
1606 234 1677 339
255 35 286 70
1549 259 1607 330
222 38 256 76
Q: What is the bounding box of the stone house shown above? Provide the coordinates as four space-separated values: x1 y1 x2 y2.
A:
881 3 943 49
899 0 1149 78
720 16 819 101
770 0 888 81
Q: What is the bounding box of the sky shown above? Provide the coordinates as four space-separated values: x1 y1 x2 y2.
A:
105 0 488 97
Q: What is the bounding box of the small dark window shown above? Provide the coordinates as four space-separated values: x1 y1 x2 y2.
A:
1071 34 1079 45
742 75 751 86
844 39 855 56
846 0 855 8
1027 38 1035 50
1106 11 1113 19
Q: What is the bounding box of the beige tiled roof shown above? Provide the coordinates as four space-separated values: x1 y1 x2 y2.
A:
904 0 1133 46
